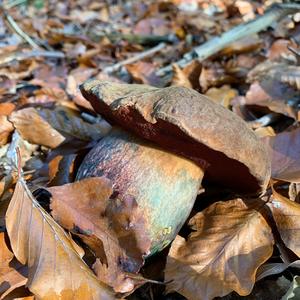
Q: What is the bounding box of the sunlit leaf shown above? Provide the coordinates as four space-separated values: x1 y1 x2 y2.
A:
6 177 115 299
165 198 274 300
264 128 300 183
0 232 27 299
47 177 151 293
268 188 300 257
9 108 65 148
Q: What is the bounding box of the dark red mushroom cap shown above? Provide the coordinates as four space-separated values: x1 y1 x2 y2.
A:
80 80 271 194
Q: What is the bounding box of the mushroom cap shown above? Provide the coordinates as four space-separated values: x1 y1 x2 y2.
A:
80 80 271 194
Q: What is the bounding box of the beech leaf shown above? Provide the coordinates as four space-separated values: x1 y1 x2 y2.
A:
38 107 111 142
5 177 115 300
47 177 151 293
165 198 274 300
9 108 65 148
264 128 300 183
0 232 27 299
268 188 300 257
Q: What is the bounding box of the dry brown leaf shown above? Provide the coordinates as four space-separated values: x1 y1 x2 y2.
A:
0 232 28 299
39 107 111 141
0 103 16 116
263 128 300 183
221 35 262 56
281 67 300 91
244 80 298 120
171 64 192 88
48 154 76 186
47 177 151 293
205 85 238 108
254 126 276 138
0 115 14 146
181 60 202 90
268 188 300 257
199 64 238 92
126 62 161 86
165 198 274 300
267 39 296 61
6 177 115 299
9 108 65 148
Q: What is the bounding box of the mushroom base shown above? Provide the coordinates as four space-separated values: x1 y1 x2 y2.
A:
76 128 204 254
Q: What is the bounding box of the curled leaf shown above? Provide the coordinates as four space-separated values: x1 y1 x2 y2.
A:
165 198 274 300
47 177 151 293
5 177 115 299
9 108 65 148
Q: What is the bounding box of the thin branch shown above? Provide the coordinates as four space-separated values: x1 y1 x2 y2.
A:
1 6 40 49
0 50 65 66
157 3 300 76
4 0 27 9
104 42 166 74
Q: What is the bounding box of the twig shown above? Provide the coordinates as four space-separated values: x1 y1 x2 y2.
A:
1 6 40 49
0 50 65 66
157 3 300 76
104 42 166 74
91 29 176 46
4 0 27 9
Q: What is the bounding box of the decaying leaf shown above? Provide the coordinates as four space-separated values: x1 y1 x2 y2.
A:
205 85 238 108
38 107 111 141
0 116 14 146
264 128 300 182
0 103 15 116
0 232 28 299
171 64 192 88
48 154 76 186
47 177 151 293
165 198 274 300
268 188 300 257
126 62 161 87
281 67 300 91
5 177 115 299
9 108 65 148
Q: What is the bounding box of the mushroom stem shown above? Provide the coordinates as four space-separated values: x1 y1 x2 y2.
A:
76 128 204 253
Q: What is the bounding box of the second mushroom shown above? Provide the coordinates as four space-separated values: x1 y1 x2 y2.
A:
76 80 271 256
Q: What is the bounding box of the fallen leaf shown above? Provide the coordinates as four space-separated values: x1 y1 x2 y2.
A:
205 85 238 108
263 128 300 182
0 116 13 146
0 232 28 299
39 106 111 141
9 108 65 148
0 103 16 116
244 80 298 120
256 260 300 281
165 198 274 300
267 39 297 61
221 35 262 56
48 154 76 186
268 188 300 257
6 176 115 299
47 177 151 293
254 126 276 138
126 62 161 86
171 64 192 88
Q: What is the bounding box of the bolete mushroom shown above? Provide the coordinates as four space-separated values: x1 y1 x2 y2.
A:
76 80 271 254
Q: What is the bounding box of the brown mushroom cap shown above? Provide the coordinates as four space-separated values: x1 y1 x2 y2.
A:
80 80 271 194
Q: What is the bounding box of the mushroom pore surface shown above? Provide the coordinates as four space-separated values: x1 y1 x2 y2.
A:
76 128 204 253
